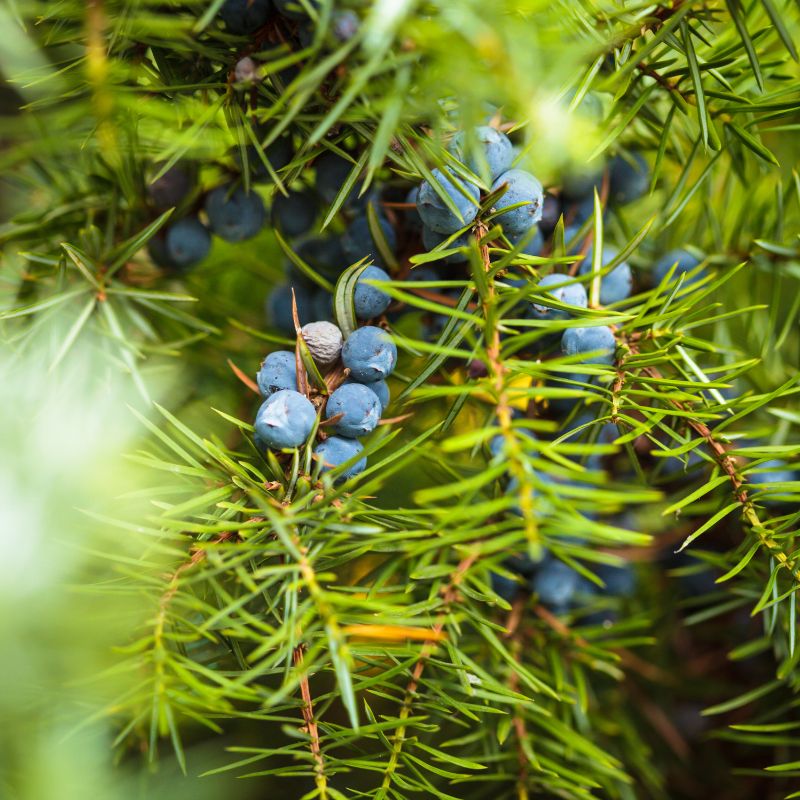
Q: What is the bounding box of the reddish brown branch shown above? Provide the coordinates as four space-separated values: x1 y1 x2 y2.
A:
293 644 328 796
623 341 800 583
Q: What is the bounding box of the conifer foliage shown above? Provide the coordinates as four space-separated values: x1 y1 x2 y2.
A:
1 1 799 799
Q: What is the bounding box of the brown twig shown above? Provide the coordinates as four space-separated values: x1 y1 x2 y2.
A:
159 530 238 610
293 644 328 799
625 340 800 584
291 289 310 397
228 358 260 394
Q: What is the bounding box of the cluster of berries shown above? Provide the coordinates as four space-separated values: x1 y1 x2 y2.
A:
241 100 733 613
255 322 396 480
220 0 358 43
493 551 635 622
265 151 397 333
402 124 714 613
145 1 361 275
146 162 267 272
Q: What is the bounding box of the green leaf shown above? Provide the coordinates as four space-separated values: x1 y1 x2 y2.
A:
589 188 603 307
727 121 779 166
759 0 798 60
676 502 741 552
0 287 86 320
662 475 729 516
333 260 370 337
682 21 709 148
725 0 764 92
366 198 398 272
702 679 782 716
61 243 100 289
107 209 174 276
49 295 96 371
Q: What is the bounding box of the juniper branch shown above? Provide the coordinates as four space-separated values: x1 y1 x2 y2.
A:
379 552 478 793
628 342 800 585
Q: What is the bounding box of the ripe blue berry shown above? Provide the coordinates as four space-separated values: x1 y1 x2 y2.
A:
509 225 544 257
266 283 311 334
254 389 316 449
506 553 544 578
567 194 597 228
530 273 588 321
205 185 265 242
148 164 193 211
490 571 521 603
578 245 633 305
240 134 294 182
349 378 390 412
567 90 603 123
539 195 562 237
595 562 636 598
417 168 480 235
297 236 346 278
653 249 704 285
564 223 587 253
561 325 616 366
342 212 397 265
406 265 443 284
165 218 211 270
257 351 297 397
342 326 397 381
448 126 513 180
404 186 423 232
561 162 604 202
146 233 175 270
490 169 544 237
313 436 366 480
609 152 649 205
530 559 580 609
219 0 272 35
331 10 360 41
271 188 318 238
315 151 358 205
354 266 392 320
326 382 382 438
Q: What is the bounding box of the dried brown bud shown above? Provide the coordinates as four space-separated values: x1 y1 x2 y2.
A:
301 321 343 369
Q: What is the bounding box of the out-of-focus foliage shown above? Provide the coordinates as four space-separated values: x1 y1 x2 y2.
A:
0 330 255 800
